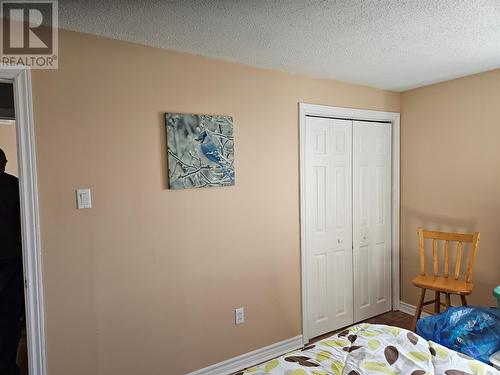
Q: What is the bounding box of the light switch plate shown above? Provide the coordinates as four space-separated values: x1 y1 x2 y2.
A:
76 188 92 209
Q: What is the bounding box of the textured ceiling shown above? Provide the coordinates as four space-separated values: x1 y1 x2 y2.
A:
58 0 500 91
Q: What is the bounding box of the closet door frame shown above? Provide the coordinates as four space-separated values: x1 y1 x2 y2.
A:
299 103 400 344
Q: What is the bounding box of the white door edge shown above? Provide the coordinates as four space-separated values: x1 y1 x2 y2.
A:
0 65 47 375
299 102 400 344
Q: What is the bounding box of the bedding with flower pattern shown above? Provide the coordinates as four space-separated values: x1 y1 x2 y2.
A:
236 323 499 375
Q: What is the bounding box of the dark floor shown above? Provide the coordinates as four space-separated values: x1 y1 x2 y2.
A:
310 310 413 344
363 310 413 330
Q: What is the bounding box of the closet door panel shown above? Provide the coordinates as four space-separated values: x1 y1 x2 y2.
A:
353 121 392 322
304 116 353 338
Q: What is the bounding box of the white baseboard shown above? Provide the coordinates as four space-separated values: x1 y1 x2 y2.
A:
186 335 303 375
398 301 431 317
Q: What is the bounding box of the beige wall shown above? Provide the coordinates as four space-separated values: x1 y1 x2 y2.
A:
400 69 500 307
31 30 399 375
0 121 18 176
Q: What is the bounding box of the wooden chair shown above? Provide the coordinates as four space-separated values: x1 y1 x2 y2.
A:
410 227 480 331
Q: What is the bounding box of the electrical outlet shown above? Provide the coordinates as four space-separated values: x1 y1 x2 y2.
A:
235 307 244 325
76 188 92 209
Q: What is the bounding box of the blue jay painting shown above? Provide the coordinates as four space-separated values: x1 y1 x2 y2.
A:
194 130 234 182
166 113 235 189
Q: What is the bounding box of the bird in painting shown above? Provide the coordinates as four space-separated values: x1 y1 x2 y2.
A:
194 130 233 181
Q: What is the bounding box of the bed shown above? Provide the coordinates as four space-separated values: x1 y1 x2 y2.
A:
237 323 499 375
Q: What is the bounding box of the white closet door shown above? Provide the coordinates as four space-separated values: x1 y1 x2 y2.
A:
305 116 353 338
353 120 392 322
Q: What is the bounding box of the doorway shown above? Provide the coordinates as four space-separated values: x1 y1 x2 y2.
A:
0 67 46 375
0 113 28 374
299 103 400 344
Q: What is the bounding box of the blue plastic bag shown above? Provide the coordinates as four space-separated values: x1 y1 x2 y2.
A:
416 306 500 364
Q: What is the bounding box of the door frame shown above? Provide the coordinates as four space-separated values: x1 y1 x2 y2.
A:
299 103 400 344
1 65 47 375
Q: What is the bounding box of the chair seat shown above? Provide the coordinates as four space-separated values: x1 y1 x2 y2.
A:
411 275 473 295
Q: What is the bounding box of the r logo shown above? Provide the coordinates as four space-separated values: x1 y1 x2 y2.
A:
2 1 53 53
0 1 58 68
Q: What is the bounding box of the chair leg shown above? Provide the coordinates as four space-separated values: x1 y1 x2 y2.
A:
434 291 440 314
460 295 467 306
445 293 451 309
411 288 426 332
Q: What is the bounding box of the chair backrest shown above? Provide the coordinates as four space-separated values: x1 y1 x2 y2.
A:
417 227 480 283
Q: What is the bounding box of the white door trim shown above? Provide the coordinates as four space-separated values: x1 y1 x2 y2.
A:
1 65 47 375
299 103 400 344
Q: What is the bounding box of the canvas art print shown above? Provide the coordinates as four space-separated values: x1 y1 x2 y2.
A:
166 113 235 189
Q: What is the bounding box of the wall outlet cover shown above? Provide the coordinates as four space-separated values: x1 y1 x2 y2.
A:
235 307 244 325
76 188 92 209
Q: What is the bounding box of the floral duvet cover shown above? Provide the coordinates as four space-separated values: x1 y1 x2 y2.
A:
238 323 499 375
